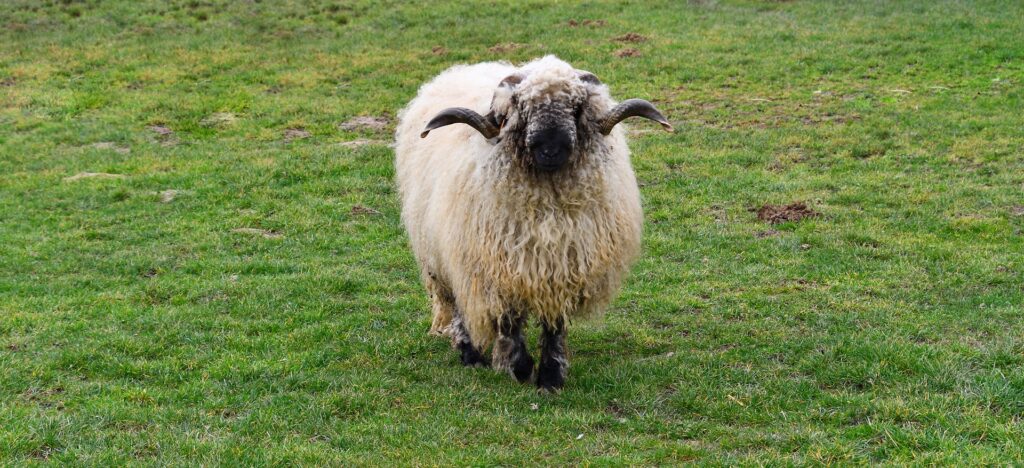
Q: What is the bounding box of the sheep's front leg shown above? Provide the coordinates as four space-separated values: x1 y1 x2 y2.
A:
491 312 534 383
537 319 568 392
450 311 487 367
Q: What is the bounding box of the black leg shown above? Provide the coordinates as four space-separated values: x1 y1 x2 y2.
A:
491 311 534 383
537 319 567 392
450 311 487 367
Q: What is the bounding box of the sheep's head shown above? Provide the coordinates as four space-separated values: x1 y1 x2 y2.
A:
420 56 672 173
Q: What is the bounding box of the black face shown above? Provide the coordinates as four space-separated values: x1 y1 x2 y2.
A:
528 126 574 172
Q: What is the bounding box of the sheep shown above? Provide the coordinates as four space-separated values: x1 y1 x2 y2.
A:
394 55 671 391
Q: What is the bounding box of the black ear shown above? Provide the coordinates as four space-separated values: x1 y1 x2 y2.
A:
499 73 524 88
577 71 601 85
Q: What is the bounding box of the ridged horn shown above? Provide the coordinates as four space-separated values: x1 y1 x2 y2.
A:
420 108 500 139
599 99 673 135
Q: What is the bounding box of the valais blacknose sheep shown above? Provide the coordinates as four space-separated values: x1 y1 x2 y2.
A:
394 56 671 391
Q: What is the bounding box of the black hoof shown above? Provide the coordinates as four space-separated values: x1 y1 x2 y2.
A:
536 362 564 391
512 353 535 383
458 341 488 367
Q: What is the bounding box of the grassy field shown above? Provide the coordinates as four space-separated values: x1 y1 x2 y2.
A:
2 0 1023 464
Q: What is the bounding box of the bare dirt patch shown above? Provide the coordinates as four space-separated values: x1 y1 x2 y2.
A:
431 46 447 55
159 189 180 203
283 128 311 142
147 125 179 146
149 125 173 135
22 386 65 412
568 19 607 27
64 172 126 182
351 205 380 215
754 202 820 224
613 32 648 43
614 48 641 58
488 42 525 53
0 77 15 87
339 116 389 132
231 228 282 239
1011 205 1024 216
755 229 781 238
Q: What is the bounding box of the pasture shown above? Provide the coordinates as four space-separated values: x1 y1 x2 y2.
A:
1 0 1023 464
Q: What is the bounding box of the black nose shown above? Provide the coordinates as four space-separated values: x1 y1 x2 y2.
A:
534 145 570 170
530 129 573 172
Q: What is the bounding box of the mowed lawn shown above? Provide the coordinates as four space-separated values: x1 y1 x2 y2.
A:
2 0 1023 464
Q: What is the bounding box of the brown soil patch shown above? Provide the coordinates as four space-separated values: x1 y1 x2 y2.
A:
754 202 820 224
283 128 311 141
351 205 380 215
568 19 607 27
0 77 14 87
1012 205 1024 216
613 32 648 43
614 48 641 58
488 42 524 53
755 229 781 238
339 116 389 132
149 125 173 135
147 125 179 146
23 386 65 412
431 46 447 55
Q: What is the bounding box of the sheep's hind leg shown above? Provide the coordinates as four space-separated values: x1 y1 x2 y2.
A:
537 319 568 392
425 273 454 336
491 312 534 383
449 311 488 367
423 275 486 367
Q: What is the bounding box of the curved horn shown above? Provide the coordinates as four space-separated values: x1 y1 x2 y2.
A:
420 107 500 139
599 99 673 135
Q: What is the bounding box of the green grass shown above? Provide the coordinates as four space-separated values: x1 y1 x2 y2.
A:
2 0 1023 464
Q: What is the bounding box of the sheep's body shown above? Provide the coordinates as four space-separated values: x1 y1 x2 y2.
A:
395 56 648 389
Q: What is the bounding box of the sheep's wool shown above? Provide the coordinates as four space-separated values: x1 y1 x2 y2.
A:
394 56 643 347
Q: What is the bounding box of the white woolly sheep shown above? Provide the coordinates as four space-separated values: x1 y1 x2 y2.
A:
394 55 671 391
